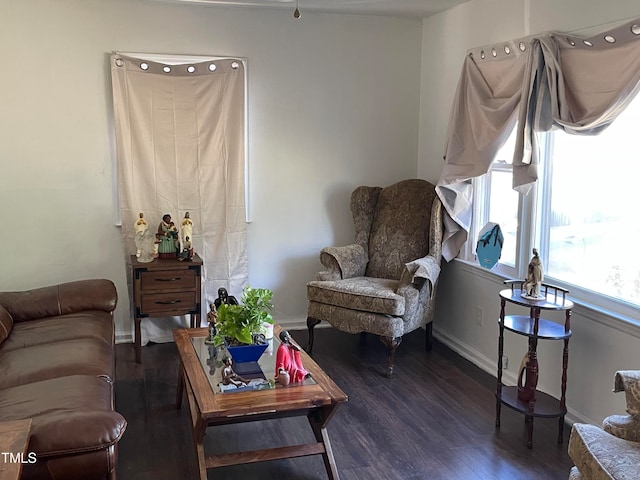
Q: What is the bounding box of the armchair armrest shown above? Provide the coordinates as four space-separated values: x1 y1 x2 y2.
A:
602 371 640 442
396 255 442 331
0 279 117 322
317 244 368 281
614 370 640 416
398 255 441 292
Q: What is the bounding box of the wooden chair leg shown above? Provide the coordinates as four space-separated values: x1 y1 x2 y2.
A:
305 316 321 354
425 322 433 351
380 336 402 378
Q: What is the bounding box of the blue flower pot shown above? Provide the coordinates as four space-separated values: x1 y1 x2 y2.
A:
226 341 269 363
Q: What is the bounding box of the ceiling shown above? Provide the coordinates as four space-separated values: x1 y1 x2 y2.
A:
164 0 471 19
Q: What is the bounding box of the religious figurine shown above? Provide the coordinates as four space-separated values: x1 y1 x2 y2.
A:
206 345 220 375
134 212 148 257
221 355 249 387
214 287 239 310
133 212 154 263
523 248 544 298
156 214 179 259
181 212 193 250
204 303 218 345
275 330 309 384
177 236 194 261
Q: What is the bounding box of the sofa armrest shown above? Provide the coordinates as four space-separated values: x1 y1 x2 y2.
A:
0 279 117 322
30 410 127 456
317 244 368 281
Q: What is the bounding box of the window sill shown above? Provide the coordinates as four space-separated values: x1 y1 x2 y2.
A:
453 258 640 339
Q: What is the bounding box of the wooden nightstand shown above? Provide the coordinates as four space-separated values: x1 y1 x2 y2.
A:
131 254 203 363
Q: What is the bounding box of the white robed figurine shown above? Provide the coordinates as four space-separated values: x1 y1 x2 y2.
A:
523 248 543 298
134 212 154 263
181 212 193 249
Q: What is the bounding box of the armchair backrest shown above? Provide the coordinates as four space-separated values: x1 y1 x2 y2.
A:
351 179 438 280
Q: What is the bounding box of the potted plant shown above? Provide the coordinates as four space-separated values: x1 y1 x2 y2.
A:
214 286 274 363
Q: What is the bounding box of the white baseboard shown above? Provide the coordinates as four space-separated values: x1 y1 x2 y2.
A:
433 326 518 386
433 326 594 426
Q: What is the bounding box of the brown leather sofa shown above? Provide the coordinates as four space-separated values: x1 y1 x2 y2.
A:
0 279 127 480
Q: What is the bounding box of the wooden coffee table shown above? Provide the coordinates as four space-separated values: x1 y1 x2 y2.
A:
173 325 348 480
0 419 32 480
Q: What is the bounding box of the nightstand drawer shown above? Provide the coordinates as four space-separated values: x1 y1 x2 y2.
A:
140 292 197 315
139 269 196 292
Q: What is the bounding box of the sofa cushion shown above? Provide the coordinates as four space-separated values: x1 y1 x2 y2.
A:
308 277 404 316
569 423 640 480
0 305 13 344
0 375 126 456
0 338 113 390
0 311 113 352
308 301 406 338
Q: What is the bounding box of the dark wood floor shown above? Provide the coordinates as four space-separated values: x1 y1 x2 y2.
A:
114 327 574 480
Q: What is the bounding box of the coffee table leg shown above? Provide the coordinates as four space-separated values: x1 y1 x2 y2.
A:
184 378 208 480
135 318 142 363
193 424 208 480
308 405 341 480
176 366 185 409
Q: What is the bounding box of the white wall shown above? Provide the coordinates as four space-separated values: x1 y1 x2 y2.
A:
0 0 422 337
419 0 640 425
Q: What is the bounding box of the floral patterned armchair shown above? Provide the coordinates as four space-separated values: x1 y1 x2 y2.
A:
568 370 640 479
306 179 443 378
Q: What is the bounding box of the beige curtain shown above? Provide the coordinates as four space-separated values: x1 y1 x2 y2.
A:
111 54 247 343
437 18 640 260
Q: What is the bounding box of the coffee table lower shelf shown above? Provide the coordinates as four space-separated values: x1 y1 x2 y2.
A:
182 379 341 478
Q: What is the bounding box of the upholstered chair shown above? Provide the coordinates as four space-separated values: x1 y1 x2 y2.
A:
306 179 443 378
568 370 640 479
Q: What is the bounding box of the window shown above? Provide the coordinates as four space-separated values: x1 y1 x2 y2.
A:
468 94 640 314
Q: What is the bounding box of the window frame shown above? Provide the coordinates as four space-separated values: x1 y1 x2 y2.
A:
464 128 640 326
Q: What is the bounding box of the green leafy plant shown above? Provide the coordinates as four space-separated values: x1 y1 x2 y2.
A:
214 286 274 346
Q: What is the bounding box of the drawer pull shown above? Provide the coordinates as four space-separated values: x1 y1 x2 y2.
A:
155 277 182 282
156 300 182 305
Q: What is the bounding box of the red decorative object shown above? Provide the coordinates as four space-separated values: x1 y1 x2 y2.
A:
517 352 539 403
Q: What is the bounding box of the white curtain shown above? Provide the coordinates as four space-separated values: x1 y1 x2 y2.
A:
111 53 248 344
437 18 640 261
